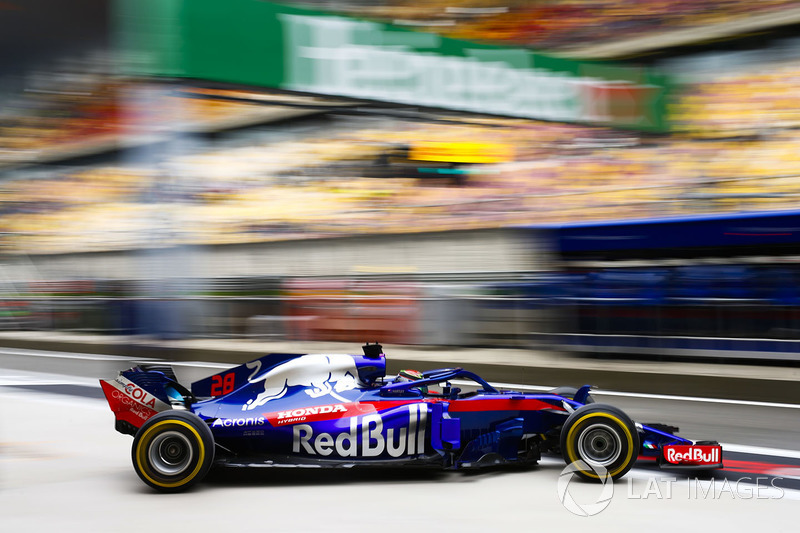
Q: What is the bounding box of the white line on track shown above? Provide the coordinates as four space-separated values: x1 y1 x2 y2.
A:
0 378 77 386
467 380 800 410
592 390 800 410
0 346 155 361
168 361 233 369
0 373 98 387
3 348 799 409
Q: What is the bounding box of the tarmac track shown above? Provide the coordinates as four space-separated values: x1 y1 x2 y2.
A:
1 357 798 531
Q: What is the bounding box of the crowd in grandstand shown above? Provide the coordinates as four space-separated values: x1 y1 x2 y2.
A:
0 63 289 170
2 104 799 254
2 4 800 254
351 0 800 50
671 61 800 137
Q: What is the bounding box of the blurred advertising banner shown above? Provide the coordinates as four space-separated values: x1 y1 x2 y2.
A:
409 141 514 164
114 0 671 131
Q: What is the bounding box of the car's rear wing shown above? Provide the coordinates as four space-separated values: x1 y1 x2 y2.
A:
100 364 187 435
190 353 302 398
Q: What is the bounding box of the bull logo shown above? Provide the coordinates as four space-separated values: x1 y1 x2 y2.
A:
243 354 359 411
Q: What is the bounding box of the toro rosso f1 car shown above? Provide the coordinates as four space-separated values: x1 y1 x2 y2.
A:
100 343 723 492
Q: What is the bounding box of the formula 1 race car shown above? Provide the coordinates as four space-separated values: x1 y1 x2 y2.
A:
100 343 723 492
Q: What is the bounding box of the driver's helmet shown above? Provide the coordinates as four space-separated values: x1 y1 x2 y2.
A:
395 369 428 393
397 369 424 382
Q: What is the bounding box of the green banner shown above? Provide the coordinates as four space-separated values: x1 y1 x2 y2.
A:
115 0 670 132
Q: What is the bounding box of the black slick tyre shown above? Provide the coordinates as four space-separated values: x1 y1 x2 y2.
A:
560 403 639 481
131 410 214 493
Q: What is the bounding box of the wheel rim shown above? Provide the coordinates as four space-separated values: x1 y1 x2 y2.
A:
148 430 194 476
576 423 621 467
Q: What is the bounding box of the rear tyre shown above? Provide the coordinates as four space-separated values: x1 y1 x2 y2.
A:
132 410 214 493
560 404 639 481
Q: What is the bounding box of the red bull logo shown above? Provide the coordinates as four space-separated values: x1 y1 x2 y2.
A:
244 354 360 411
292 404 427 458
663 445 721 465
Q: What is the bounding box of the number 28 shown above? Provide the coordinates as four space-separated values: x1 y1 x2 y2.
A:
210 373 235 396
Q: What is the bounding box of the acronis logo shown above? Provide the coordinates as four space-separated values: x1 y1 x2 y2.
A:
211 417 266 428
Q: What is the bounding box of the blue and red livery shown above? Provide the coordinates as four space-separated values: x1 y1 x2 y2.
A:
100 343 723 492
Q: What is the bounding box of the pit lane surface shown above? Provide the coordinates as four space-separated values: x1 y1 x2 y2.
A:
1 367 797 531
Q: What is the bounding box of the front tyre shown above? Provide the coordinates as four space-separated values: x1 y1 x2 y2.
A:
560 404 639 481
132 411 214 492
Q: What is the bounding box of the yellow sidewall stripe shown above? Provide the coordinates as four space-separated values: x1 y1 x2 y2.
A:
565 412 634 479
135 419 206 489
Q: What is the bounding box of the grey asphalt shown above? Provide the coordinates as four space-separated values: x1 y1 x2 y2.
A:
2 338 798 531
1 373 798 533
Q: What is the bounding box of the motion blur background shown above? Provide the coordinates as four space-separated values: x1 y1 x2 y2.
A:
3 0 800 362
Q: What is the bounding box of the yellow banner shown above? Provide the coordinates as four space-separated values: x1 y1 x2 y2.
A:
409 141 513 164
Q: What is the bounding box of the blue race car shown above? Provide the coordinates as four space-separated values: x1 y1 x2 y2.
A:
100 343 722 492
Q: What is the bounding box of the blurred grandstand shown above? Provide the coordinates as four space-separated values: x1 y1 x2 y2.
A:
2 0 800 360
2 73 800 253
328 0 800 54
